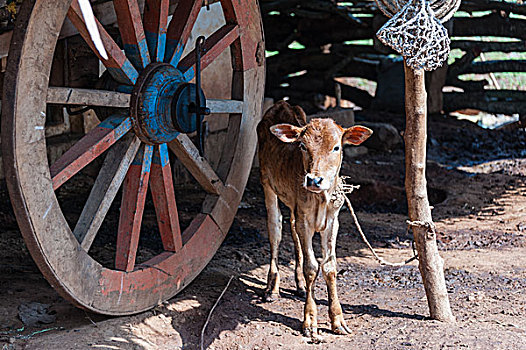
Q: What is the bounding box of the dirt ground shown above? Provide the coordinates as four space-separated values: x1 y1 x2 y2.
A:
1 113 526 349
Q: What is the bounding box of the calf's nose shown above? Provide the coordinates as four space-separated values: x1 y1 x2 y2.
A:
306 175 324 188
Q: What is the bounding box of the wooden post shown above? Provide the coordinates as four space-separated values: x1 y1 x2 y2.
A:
403 60 455 322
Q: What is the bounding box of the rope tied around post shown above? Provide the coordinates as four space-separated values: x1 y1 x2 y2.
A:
374 0 461 70
407 219 437 239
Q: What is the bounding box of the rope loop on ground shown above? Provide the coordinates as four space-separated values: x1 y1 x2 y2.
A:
374 0 461 70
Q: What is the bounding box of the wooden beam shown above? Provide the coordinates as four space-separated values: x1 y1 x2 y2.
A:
168 134 225 196
47 87 131 108
207 99 243 114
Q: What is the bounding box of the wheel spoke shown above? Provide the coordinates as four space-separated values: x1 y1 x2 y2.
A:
150 143 182 252
68 0 139 85
178 24 240 81
168 134 225 195
164 0 202 66
115 144 154 272
207 99 243 114
51 114 132 190
47 87 131 108
73 134 141 251
143 0 170 62
113 0 151 69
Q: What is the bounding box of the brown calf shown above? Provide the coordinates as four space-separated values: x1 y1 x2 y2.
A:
257 101 372 337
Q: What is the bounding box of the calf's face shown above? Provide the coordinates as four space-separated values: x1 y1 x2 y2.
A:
271 118 372 193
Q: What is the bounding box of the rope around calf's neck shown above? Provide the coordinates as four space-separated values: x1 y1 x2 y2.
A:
343 194 419 267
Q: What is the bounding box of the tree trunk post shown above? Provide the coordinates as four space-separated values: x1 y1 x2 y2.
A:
404 60 455 323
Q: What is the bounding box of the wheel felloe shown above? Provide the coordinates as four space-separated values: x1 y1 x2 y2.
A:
3 0 264 315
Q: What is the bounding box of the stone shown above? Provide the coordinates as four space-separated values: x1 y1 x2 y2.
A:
307 108 355 128
18 302 56 327
371 57 405 113
360 122 402 151
344 146 368 158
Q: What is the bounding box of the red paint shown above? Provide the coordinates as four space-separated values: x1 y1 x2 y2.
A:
143 0 169 61
115 145 154 272
68 0 139 84
113 0 151 68
221 0 259 71
150 153 182 252
178 24 240 75
165 0 202 63
50 117 132 190
101 214 221 294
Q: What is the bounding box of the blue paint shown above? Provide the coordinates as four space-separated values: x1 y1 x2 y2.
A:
182 67 195 82
99 114 126 129
121 59 139 85
113 117 133 139
151 143 172 166
164 39 184 66
142 145 154 174
146 30 167 63
145 31 158 62
134 64 185 144
107 67 132 86
138 39 151 66
131 144 154 168
164 38 176 64
123 44 141 70
117 85 134 94
123 39 150 69
157 33 167 64
159 143 170 167
169 43 185 67
98 114 132 140
171 83 205 133
107 59 138 86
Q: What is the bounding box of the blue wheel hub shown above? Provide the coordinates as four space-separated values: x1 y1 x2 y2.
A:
130 63 206 145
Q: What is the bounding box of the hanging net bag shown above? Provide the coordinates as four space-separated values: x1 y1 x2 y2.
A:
374 0 461 71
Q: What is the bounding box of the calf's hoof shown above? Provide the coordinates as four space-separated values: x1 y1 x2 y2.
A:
331 318 352 335
263 291 280 302
303 326 319 338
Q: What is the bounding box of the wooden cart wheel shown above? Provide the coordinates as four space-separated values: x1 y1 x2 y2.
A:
2 0 264 315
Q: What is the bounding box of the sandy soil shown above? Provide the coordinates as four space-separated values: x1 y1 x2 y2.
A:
1 114 526 349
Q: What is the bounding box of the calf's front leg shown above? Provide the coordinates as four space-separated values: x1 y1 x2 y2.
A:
295 214 319 337
321 215 351 335
263 184 282 301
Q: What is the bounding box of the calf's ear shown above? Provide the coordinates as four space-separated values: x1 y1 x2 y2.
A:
270 124 304 143
343 125 373 145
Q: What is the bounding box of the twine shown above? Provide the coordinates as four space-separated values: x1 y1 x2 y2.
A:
374 0 461 71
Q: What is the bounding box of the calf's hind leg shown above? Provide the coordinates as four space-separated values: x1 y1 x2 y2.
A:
263 184 282 301
290 212 306 297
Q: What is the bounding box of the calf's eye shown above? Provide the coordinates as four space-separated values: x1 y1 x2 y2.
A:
299 143 307 151
333 146 340 152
